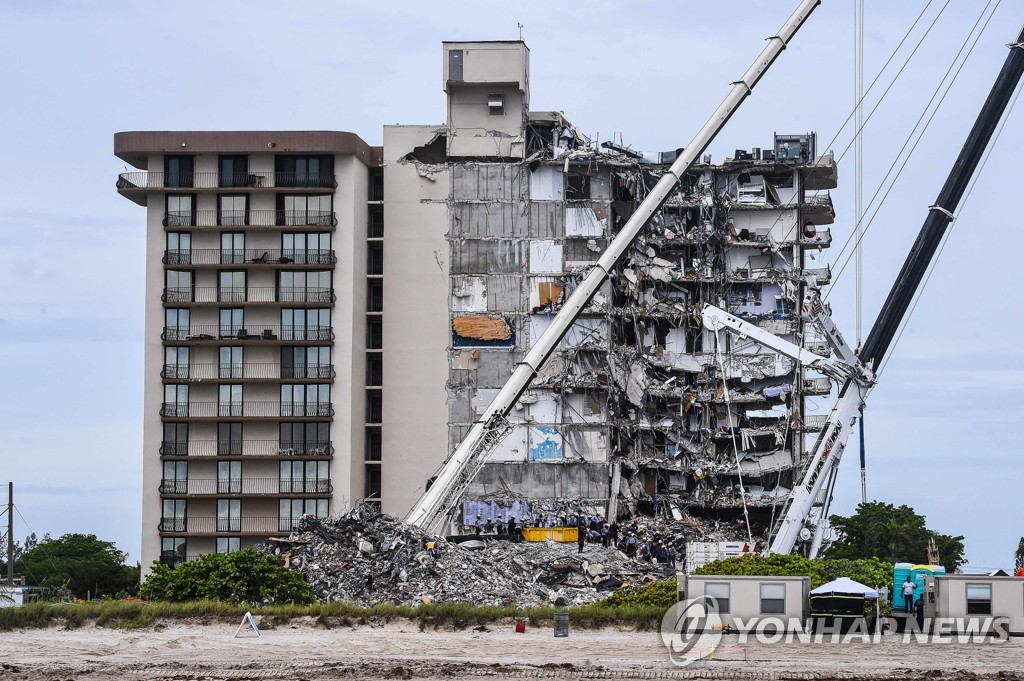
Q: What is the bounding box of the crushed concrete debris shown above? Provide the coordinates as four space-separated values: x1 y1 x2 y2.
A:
263 506 668 608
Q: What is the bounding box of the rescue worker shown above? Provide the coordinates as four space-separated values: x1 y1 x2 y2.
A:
484 518 495 534
577 522 587 554
608 521 619 546
507 516 517 538
474 514 482 536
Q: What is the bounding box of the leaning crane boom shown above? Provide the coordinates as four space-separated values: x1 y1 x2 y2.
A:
405 0 824 533
765 24 1024 556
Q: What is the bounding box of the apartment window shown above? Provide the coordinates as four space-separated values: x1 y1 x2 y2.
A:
217 422 242 456
219 384 242 417
282 346 331 379
705 583 730 614
164 346 189 379
566 172 591 200
166 232 192 265
281 384 330 417
220 232 245 265
218 460 241 494
280 460 330 494
162 422 188 456
161 461 187 494
278 194 333 225
275 155 334 188
760 583 786 614
279 422 329 455
218 195 248 226
161 499 186 532
216 537 240 554
281 308 330 341
367 280 383 312
282 232 331 264
279 271 331 303
166 195 195 226
164 155 194 188
164 384 188 417
368 242 383 275
218 155 249 188
219 346 243 379
218 271 246 303
365 465 382 499
366 391 382 423
279 499 328 532
165 270 194 303
367 318 382 349
219 308 244 339
967 584 992 615
165 308 190 341
160 537 187 566
365 429 382 461
487 93 504 115
368 207 384 237
367 355 383 387
217 498 241 532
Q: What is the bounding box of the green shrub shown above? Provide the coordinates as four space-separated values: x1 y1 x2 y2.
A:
139 550 314 605
693 554 892 593
601 579 678 609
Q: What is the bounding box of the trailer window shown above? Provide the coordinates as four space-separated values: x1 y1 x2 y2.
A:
966 584 992 615
761 582 786 614
705 582 730 614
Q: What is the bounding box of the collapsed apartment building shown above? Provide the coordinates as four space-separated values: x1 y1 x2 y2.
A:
391 41 839 543
121 38 840 570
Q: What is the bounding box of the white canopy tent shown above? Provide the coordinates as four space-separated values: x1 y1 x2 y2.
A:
810 577 879 599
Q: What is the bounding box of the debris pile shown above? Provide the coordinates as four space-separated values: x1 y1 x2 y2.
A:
262 505 668 608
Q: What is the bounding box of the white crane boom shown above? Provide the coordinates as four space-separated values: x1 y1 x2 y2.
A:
405 0 824 534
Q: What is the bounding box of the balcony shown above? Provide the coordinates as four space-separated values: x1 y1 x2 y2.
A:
158 477 332 496
117 171 337 191
159 401 333 419
161 287 335 305
803 377 832 395
158 516 316 535
163 209 337 228
164 249 336 266
160 439 333 457
161 363 335 381
162 324 333 343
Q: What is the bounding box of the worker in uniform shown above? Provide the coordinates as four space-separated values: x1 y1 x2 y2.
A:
474 514 482 536
484 518 495 534
507 516 517 539
577 521 587 554
608 520 619 547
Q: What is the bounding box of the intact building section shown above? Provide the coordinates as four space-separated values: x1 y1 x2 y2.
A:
115 131 381 571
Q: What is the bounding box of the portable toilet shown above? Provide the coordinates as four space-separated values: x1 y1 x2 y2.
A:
894 563 945 611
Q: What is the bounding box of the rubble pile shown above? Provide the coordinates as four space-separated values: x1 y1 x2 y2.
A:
262 505 668 608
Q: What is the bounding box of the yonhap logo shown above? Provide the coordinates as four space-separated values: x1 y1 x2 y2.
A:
660 597 724 666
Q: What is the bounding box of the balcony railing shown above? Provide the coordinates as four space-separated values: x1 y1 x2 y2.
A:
159 401 333 418
804 377 832 394
164 249 336 266
160 440 333 457
161 287 335 304
158 516 321 534
117 171 337 190
161 363 335 380
162 325 333 342
163 209 337 228
159 477 332 495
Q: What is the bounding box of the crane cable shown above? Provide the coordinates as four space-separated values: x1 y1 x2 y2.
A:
826 0 1001 294
875 75 1024 380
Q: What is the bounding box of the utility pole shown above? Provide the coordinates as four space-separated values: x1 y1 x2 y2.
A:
6 482 12 586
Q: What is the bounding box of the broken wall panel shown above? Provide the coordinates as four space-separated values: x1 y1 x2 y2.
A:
528 240 563 273
450 239 528 274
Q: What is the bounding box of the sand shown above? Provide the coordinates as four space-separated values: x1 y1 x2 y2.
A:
0 618 1022 680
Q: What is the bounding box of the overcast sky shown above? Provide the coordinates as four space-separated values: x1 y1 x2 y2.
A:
1 1 1021 571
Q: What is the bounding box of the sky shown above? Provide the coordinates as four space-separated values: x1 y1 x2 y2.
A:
1 0 1021 571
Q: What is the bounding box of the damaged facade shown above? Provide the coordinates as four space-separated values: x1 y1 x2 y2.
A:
390 41 838 545
119 39 840 571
